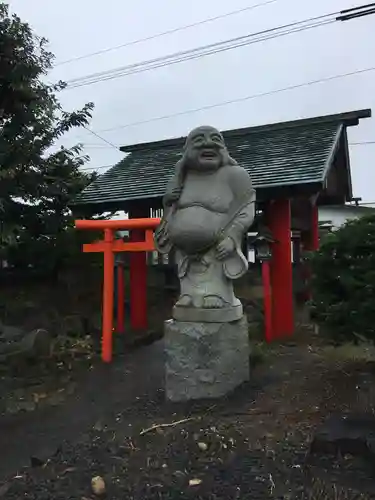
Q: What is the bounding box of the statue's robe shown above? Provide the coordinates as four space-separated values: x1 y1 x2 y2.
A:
155 160 256 309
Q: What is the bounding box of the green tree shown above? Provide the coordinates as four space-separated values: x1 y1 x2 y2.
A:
0 3 96 274
310 214 375 344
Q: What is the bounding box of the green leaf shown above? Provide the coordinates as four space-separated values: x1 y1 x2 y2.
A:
0 4 102 272
311 214 375 344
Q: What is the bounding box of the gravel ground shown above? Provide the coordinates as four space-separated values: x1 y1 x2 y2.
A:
0 338 375 499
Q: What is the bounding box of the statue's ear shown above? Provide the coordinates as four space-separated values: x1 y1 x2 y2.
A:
174 158 187 183
165 158 185 195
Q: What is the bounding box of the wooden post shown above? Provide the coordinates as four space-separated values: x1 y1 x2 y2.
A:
303 204 319 251
116 262 125 333
102 228 115 362
266 199 294 338
129 207 149 330
301 203 319 300
261 261 272 343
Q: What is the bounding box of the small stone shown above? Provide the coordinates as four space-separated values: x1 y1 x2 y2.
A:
91 476 106 496
173 470 185 478
189 478 202 486
197 442 208 451
93 421 104 432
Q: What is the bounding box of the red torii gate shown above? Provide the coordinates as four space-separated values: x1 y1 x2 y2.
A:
75 218 160 362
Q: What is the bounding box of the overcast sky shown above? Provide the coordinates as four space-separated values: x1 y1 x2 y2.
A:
8 0 375 202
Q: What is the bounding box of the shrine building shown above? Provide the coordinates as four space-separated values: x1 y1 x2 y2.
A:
72 108 371 341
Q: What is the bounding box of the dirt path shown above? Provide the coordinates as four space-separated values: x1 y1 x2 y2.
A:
0 341 164 479
0 339 374 499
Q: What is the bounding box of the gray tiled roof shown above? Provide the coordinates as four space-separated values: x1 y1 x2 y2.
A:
73 109 370 207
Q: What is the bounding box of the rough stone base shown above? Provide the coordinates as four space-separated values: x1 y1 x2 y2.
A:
0 325 52 364
164 315 250 401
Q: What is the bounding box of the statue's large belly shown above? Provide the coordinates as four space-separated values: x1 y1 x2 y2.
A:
169 207 225 253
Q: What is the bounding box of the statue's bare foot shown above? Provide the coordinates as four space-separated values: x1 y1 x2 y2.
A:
202 295 225 309
175 295 193 307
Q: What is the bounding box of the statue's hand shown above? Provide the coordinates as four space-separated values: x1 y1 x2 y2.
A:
216 237 235 260
166 186 183 205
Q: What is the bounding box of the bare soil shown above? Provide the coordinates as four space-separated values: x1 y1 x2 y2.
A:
0 330 375 499
0 274 374 499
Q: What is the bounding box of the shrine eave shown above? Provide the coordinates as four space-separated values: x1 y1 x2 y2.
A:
71 108 371 211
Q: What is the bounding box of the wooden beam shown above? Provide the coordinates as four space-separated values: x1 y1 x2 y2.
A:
82 230 155 253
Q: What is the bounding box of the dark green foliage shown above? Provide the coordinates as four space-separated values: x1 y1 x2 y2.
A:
0 3 97 273
310 214 375 344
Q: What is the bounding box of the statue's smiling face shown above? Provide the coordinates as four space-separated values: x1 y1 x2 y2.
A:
185 126 225 170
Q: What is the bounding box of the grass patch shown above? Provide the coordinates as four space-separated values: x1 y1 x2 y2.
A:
303 477 368 499
321 342 375 364
249 341 268 367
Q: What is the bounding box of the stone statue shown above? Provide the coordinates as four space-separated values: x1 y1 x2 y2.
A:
155 125 256 322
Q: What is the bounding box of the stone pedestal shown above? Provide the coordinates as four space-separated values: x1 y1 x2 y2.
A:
173 302 243 323
164 315 250 401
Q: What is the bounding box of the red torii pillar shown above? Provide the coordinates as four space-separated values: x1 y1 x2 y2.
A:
300 203 319 300
75 217 160 363
265 199 294 339
116 257 125 334
261 259 273 343
128 207 149 331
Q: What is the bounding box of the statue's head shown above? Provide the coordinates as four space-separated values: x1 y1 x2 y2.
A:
182 125 236 171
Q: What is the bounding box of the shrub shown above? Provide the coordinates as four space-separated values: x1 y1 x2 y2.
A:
310 214 375 344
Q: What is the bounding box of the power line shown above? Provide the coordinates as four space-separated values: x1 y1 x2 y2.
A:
82 125 119 150
79 64 375 172
73 4 375 168
54 0 277 67
81 164 114 172
80 145 115 149
338 2 375 20
81 124 375 172
81 137 375 174
78 143 115 148
64 3 375 91
67 21 335 89
91 65 375 134
64 15 336 90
